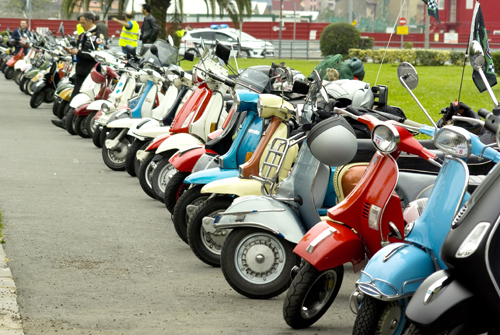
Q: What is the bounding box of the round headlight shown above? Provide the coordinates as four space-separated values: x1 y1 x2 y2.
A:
232 91 240 112
101 103 110 114
257 97 263 117
372 124 400 153
434 126 471 158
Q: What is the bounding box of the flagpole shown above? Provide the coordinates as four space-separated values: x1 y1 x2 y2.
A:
424 9 429 49
458 0 480 102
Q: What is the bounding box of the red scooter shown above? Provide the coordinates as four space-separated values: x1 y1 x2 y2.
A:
4 39 26 80
282 106 440 329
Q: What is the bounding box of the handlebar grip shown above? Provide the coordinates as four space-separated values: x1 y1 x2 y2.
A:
478 108 490 119
484 113 500 134
224 79 236 88
403 119 423 128
346 106 362 116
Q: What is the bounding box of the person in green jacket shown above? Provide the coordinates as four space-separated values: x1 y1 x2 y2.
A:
113 13 139 56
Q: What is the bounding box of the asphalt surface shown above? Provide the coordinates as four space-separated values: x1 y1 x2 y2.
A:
0 74 358 334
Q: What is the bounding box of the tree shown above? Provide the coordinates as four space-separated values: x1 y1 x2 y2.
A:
4 0 54 19
319 22 360 57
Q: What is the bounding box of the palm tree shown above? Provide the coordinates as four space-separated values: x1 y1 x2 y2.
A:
61 0 252 41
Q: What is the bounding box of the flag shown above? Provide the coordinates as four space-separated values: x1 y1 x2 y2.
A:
471 5 497 93
422 0 441 25
58 22 64 37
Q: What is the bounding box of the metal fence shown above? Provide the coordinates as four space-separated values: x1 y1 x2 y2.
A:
266 40 323 60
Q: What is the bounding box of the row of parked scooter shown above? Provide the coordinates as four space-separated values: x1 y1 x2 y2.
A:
3 30 500 334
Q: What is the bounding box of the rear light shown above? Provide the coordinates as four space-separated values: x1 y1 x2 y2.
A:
245 152 253 162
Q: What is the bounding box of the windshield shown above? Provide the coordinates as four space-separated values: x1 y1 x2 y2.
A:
240 31 257 41
141 39 178 67
235 68 271 93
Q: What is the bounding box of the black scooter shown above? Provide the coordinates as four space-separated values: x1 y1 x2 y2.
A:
404 41 500 335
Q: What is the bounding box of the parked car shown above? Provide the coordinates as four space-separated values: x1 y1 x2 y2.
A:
179 26 274 58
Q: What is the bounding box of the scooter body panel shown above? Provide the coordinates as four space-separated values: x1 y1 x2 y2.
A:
190 90 225 141
200 177 262 197
145 133 173 152
107 117 145 129
151 84 178 120
70 92 93 109
184 167 239 185
356 243 436 300
132 80 157 118
132 125 171 140
156 133 204 156
14 59 25 70
168 146 207 173
88 99 112 111
292 221 366 272
190 153 219 174
169 87 212 134
214 195 307 243
32 80 46 94
73 103 91 116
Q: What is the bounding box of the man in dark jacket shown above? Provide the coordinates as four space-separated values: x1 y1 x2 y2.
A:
94 14 109 42
52 12 105 129
11 20 32 55
140 4 159 43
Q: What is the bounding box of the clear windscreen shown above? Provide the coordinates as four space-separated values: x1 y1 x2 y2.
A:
235 68 271 93
141 39 178 67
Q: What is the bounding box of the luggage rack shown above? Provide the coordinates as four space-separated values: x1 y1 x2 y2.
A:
251 132 306 199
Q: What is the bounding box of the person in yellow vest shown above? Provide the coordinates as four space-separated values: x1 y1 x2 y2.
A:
112 13 139 56
76 15 84 35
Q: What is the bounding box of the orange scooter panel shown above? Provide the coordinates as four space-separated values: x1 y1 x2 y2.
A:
170 87 212 134
293 221 365 272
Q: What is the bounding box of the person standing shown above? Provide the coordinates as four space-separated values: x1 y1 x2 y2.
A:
140 4 159 44
11 20 32 55
52 12 105 129
94 14 109 41
76 15 85 35
113 13 139 56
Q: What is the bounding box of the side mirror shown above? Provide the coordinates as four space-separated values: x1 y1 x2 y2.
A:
215 43 231 65
397 62 419 90
469 40 485 70
183 52 195 62
150 44 158 56
312 69 322 84
285 67 293 84
168 35 174 46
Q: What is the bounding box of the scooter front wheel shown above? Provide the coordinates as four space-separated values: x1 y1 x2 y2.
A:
221 228 300 299
151 159 177 203
125 140 147 177
138 151 159 199
14 70 21 84
102 129 132 171
187 196 234 267
92 126 103 148
4 66 14 80
164 171 190 214
283 262 344 329
74 115 90 138
85 111 98 138
172 186 207 244
352 296 408 335
65 108 77 135
56 100 69 120
30 90 45 109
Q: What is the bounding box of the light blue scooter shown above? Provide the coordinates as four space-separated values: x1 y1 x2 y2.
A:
351 62 500 335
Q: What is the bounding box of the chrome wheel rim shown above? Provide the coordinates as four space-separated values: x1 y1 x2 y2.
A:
376 301 404 335
300 269 338 319
234 232 286 285
200 210 230 256
157 164 176 193
108 138 130 163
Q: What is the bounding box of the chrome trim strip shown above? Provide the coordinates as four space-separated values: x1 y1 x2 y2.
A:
380 154 399 243
446 156 470 219
217 209 286 217
212 221 281 236
383 244 408 262
355 270 426 301
306 227 337 253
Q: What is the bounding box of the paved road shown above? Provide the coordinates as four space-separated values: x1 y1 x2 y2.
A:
0 74 358 334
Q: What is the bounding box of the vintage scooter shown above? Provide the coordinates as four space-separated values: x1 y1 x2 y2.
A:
351 61 500 335
363 47 500 335
136 41 234 198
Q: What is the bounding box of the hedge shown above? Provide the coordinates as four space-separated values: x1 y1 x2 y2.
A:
493 51 500 76
348 49 466 66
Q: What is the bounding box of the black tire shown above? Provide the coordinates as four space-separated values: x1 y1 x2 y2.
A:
26 80 36 96
57 100 69 120
52 98 60 118
65 107 77 135
85 111 98 138
74 115 90 138
101 129 132 171
99 126 109 147
14 70 21 85
283 262 344 329
19 76 29 93
138 151 159 199
403 324 431 335
43 86 55 103
352 296 407 335
92 126 103 148
172 186 207 244
164 171 190 214
30 90 45 108
221 227 300 299
4 66 14 80
187 197 234 267
239 50 250 58
151 159 178 203
125 139 147 177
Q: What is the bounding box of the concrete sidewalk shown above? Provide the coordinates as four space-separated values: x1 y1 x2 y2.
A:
0 74 357 334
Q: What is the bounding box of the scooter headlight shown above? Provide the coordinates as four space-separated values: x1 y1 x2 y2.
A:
434 126 471 158
257 97 263 117
372 124 400 153
456 222 490 258
101 103 110 114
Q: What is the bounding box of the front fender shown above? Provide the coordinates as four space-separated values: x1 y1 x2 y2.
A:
32 81 46 93
293 221 366 272
132 126 171 140
107 117 145 129
356 243 435 300
214 195 306 244
88 99 111 111
69 93 93 109
156 133 204 155
145 133 173 152
185 167 239 185
14 60 25 70
200 177 262 197
169 146 207 172
73 103 90 116
58 87 73 101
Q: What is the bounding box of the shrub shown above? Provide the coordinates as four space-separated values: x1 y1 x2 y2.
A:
416 50 449 66
358 37 374 50
403 42 413 49
320 22 360 57
492 51 500 76
348 49 372 62
398 49 417 64
450 51 466 66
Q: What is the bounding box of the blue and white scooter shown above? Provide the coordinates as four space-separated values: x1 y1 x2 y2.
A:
351 62 500 335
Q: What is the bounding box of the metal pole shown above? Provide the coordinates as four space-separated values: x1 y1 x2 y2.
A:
401 34 403 48
292 3 296 60
424 7 429 49
279 0 283 58
28 0 31 30
349 0 353 23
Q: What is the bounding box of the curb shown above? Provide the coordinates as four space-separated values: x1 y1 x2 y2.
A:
0 244 24 335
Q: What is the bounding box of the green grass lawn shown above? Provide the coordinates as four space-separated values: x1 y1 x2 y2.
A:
181 58 500 127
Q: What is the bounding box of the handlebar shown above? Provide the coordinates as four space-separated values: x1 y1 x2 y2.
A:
478 108 489 119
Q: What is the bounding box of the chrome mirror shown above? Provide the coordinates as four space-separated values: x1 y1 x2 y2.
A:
397 62 419 90
469 40 485 70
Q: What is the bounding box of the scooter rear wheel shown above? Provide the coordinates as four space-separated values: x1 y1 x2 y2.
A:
172 186 207 244
19 77 29 93
65 108 77 135
30 90 45 109
14 70 21 85
283 262 344 329
4 66 14 80
92 126 103 148
353 296 408 335
74 115 90 138
102 129 132 171
125 139 147 177
151 159 177 203
221 228 300 299
164 171 190 214
85 111 98 138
